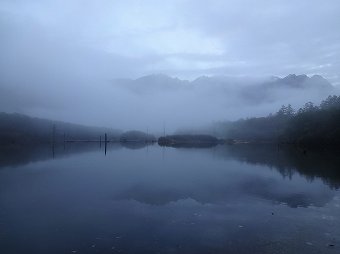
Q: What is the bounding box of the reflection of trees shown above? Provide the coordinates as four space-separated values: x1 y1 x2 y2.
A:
0 141 154 169
221 95 340 144
215 144 340 189
115 175 334 208
115 145 339 208
240 177 333 208
0 143 122 168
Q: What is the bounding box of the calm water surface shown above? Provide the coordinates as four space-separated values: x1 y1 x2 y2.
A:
0 144 339 254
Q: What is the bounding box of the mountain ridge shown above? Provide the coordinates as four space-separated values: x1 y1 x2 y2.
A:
112 73 333 88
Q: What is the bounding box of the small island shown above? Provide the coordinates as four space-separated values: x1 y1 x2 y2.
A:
158 134 224 148
120 130 156 143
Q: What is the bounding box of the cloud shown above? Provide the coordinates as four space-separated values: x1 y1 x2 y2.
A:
0 0 339 129
1 0 340 80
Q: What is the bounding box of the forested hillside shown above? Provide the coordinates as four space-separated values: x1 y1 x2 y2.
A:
0 113 121 145
223 95 340 145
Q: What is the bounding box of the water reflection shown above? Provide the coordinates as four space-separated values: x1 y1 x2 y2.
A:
1 143 340 190
115 170 334 208
214 144 340 189
0 143 339 254
0 142 122 168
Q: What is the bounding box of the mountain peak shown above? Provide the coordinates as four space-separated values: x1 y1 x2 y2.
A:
136 73 173 82
281 74 308 83
276 74 332 89
310 74 327 82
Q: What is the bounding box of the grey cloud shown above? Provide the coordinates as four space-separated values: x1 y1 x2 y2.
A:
1 0 340 80
0 0 339 130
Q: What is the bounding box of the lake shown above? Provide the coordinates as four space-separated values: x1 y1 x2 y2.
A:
0 143 339 254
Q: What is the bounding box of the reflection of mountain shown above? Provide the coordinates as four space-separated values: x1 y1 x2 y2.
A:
115 162 335 208
115 183 244 206
241 177 333 208
114 144 339 208
2 143 339 208
215 144 340 189
115 185 190 205
115 177 333 208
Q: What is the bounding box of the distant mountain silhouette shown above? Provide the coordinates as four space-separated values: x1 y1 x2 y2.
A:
241 74 334 104
111 73 336 115
112 74 189 94
267 74 332 89
112 74 334 104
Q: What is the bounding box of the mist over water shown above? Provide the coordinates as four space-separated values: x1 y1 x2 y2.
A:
0 73 337 132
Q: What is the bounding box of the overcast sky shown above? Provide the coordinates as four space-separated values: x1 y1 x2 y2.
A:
1 0 340 83
1 0 340 130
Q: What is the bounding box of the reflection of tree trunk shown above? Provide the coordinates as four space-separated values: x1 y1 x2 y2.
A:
51 124 56 158
52 124 56 145
105 133 107 155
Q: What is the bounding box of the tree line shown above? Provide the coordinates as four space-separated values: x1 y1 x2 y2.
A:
224 95 340 145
